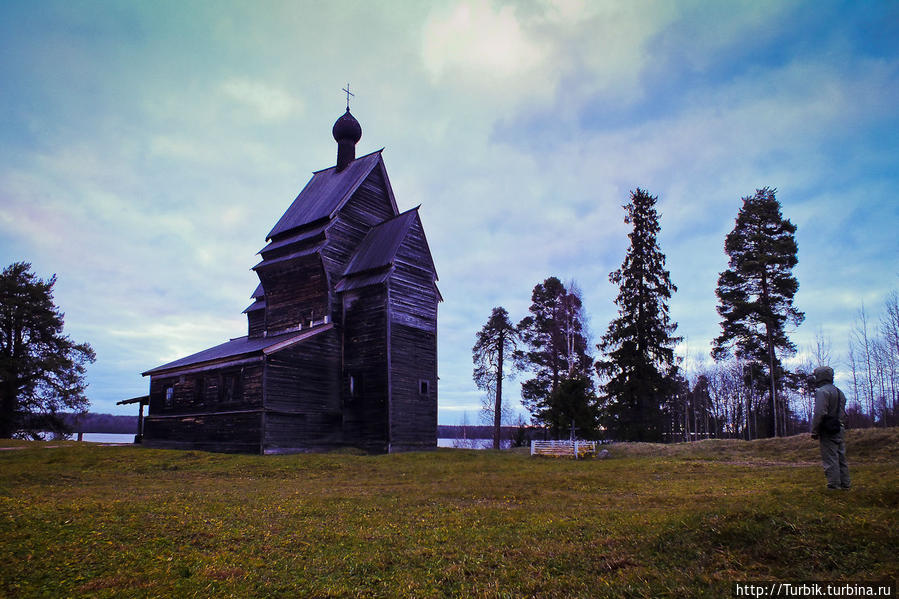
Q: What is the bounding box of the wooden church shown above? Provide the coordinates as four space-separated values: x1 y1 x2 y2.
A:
140 106 440 453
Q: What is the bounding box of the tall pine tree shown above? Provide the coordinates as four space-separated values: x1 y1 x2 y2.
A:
712 187 803 437
472 307 520 449
597 189 680 442
517 277 595 436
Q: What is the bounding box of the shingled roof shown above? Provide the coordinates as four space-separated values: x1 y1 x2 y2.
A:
266 150 389 240
343 209 419 276
336 208 440 294
143 325 333 376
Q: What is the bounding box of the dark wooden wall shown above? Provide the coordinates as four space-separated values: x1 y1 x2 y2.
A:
145 364 264 452
341 286 389 452
143 411 263 453
388 322 437 451
390 217 438 332
387 217 439 451
256 253 330 334
148 364 264 414
247 306 265 338
263 326 342 452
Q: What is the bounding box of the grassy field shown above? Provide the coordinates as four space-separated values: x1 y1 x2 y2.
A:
1 429 896 598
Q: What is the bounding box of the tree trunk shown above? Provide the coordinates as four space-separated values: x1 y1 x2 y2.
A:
493 335 503 450
0 379 17 438
760 269 778 437
766 322 778 437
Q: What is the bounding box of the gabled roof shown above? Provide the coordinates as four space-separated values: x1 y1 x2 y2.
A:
257 223 327 256
242 299 265 314
251 242 327 271
266 150 395 240
343 209 420 276
336 208 440 295
142 325 333 376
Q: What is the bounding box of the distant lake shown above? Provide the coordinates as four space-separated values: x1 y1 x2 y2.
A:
80 433 135 443
437 438 497 449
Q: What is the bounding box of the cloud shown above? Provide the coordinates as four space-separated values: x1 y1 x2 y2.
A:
419 0 681 114
422 1 546 84
220 77 302 121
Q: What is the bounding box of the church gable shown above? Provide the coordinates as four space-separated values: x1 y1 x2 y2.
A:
335 209 417 293
319 161 399 279
393 213 438 281
389 213 439 332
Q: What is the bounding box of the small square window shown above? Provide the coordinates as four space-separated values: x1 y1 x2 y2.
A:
419 380 430 395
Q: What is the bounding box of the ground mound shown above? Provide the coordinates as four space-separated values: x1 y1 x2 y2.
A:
608 427 898 464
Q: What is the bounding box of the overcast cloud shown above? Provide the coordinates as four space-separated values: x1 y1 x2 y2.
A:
1 0 897 422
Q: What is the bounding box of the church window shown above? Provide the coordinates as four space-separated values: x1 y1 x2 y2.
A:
194 376 205 404
220 371 242 403
419 379 430 396
164 387 174 409
348 374 363 399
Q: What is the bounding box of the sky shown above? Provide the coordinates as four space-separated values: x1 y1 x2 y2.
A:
1 0 897 424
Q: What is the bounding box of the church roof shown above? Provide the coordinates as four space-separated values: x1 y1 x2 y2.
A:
266 150 388 240
336 208 439 294
242 298 265 314
343 209 420 276
143 324 333 376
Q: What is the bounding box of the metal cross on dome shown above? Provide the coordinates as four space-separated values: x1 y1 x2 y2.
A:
342 83 354 110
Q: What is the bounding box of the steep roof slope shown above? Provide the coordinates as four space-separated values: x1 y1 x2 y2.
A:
343 209 420 276
267 150 392 240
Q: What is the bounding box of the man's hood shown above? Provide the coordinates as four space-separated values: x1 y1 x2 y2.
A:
814 366 834 385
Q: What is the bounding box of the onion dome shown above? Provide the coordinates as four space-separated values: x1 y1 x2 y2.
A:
333 108 362 172
332 108 362 144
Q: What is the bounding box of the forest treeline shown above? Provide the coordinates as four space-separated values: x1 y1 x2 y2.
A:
473 187 899 444
60 413 138 434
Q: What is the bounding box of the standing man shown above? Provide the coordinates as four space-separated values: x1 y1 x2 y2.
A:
810 366 850 490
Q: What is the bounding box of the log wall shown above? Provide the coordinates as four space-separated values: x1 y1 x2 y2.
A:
263 327 342 451
143 411 263 453
247 308 265 338
341 286 389 451
256 253 329 334
388 322 437 451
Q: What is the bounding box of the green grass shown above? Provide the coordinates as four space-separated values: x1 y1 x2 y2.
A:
1 429 896 598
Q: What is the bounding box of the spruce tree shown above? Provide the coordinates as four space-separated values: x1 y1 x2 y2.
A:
597 188 680 442
712 187 804 437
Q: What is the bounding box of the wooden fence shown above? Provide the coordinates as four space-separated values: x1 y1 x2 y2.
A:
530 440 597 459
